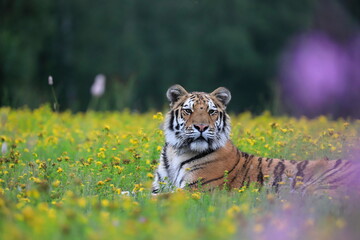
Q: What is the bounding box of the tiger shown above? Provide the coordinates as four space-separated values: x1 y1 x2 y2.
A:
152 85 360 195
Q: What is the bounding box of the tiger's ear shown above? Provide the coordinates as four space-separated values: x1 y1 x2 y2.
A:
210 87 231 106
166 85 188 105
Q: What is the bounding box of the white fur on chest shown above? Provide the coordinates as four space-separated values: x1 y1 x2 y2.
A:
166 148 198 188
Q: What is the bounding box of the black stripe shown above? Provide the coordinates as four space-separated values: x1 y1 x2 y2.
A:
257 158 264 185
179 167 204 187
241 167 251 186
169 110 174 130
174 110 180 130
201 175 224 185
174 149 214 185
189 166 205 173
246 176 251 187
273 161 286 178
327 176 347 185
239 152 254 186
257 171 264 185
222 112 227 130
156 172 162 182
218 111 223 131
292 160 309 188
303 159 343 186
187 179 202 187
296 160 309 178
227 152 241 174
272 161 285 191
179 149 214 169
152 189 159 194
192 151 241 187
243 154 254 169
267 158 273 168
326 164 357 186
230 169 240 185
162 143 169 175
220 112 227 130
319 161 351 184
191 158 221 169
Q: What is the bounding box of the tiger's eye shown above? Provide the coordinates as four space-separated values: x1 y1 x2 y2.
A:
209 109 217 115
183 109 192 114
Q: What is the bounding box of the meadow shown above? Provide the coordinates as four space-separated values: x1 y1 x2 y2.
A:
1 105 360 240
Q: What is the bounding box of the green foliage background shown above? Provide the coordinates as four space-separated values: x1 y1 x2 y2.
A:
1 0 359 113
1 0 315 112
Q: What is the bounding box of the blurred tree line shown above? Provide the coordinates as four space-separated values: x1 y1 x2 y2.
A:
0 0 358 112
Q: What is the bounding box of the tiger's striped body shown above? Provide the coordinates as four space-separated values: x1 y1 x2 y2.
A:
152 85 359 194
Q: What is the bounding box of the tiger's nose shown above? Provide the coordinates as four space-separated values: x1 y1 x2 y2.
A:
194 124 209 132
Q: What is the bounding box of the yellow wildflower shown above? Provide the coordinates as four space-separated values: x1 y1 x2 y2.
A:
97 152 105 158
153 112 164 120
246 138 255 146
101 199 110 208
132 184 144 192
280 128 288 133
226 205 241 218
191 192 201 200
97 181 105 186
129 139 138 145
53 180 61 187
77 198 87 208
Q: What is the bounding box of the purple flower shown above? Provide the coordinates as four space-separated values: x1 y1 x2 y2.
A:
280 31 360 117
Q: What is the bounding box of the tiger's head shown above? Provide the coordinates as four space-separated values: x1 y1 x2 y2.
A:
164 85 231 153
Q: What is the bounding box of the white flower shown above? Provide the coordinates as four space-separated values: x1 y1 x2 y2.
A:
1 142 7 155
48 76 53 85
91 74 106 97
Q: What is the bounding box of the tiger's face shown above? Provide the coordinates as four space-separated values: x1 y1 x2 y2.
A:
164 85 231 152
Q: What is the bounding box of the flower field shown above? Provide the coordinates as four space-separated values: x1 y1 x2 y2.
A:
1 106 360 240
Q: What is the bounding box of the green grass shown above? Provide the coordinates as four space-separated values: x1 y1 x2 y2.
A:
0 106 360 240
